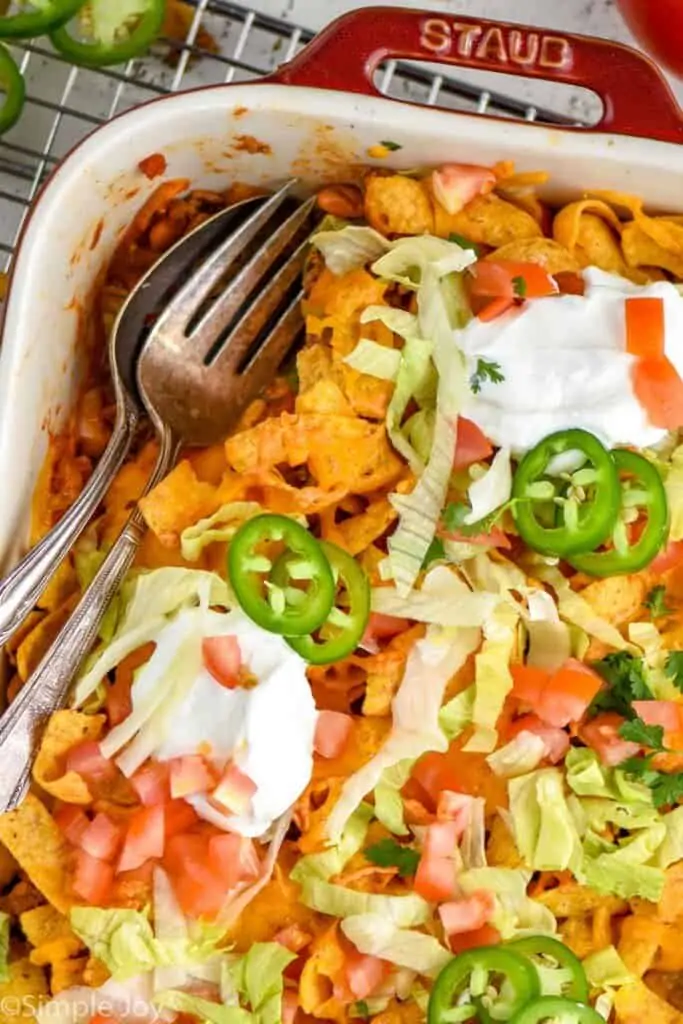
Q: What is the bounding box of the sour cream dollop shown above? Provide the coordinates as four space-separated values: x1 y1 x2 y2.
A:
154 608 317 838
457 268 683 455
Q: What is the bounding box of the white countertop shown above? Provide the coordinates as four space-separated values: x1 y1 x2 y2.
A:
248 0 683 121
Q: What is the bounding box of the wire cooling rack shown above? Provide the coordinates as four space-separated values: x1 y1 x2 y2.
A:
0 0 577 271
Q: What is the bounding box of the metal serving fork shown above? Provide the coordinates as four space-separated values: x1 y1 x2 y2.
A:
0 180 317 811
0 188 275 647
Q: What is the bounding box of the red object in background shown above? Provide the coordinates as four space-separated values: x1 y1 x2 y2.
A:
618 0 683 78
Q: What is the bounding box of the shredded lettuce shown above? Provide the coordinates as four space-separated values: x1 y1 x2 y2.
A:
579 825 666 901
459 868 556 940
343 339 402 381
463 448 512 526
582 947 634 988
180 502 263 561
460 797 487 869
371 565 497 627
664 443 683 541
154 990 251 1024
341 915 451 977
486 732 547 779
463 603 518 753
299 879 430 927
657 805 683 867
37 976 158 1024
372 235 476 286
534 566 629 651
225 943 295 1024
326 625 481 842
373 761 413 836
73 568 230 708
0 913 8 983
312 225 390 275
438 684 475 741
70 907 222 982
290 804 373 883
508 769 582 872
565 748 653 805
403 408 435 465
525 589 571 673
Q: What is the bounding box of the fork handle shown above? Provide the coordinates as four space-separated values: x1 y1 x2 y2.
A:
0 407 138 648
0 428 180 813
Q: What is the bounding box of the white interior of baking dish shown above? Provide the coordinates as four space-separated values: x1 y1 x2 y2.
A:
1 81 683 569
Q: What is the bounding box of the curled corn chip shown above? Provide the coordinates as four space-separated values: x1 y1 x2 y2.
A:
139 459 219 546
536 880 628 918
614 980 681 1024
364 174 434 236
622 222 683 279
432 192 542 246
33 711 105 805
16 596 78 682
0 795 74 914
299 924 347 1022
20 905 78 951
0 959 48 1024
320 497 398 557
618 915 662 977
225 412 403 496
485 238 580 275
553 199 623 250
362 623 425 717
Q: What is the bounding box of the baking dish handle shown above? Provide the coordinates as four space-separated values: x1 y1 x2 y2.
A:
271 5 683 143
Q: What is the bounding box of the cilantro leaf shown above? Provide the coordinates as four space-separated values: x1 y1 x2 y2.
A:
379 140 402 151
353 1002 370 1020
448 232 480 255
469 358 505 395
665 651 683 693
618 718 665 751
589 652 653 718
512 275 527 298
365 839 420 877
643 584 672 619
650 772 683 809
619 753 683 808
422 536 445 569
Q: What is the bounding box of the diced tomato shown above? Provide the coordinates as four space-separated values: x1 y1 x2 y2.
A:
625 296 665 359
411 752 463 806
117 805 165 873
436 791 472 836
212 763 257 815
73 849 114 904
202 635 242 689
444 526 511 549
632 700 683 734
438 891 495 935
507 715 570 764
537 659 603 727
431 163 495 215
131 761 169 807
65 741 116 781
510 664 549 705
424 820 461 858
274 925 312 953
633 355 683 430
106 675 132 727
554 271 585 296
477 296 515 322
282 992 298 1024
314 710 353 759
651 540 683 574
344 952 390 1000
165 831 257 920
362 613 410 643
469 260 558 300
207 832 260 890
414 852 457 902
453 417 493 470
448 924 501 954
580 711 641 767
164 799 200 837
169 755 215 799
53 803 89 845
79 814 123 863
